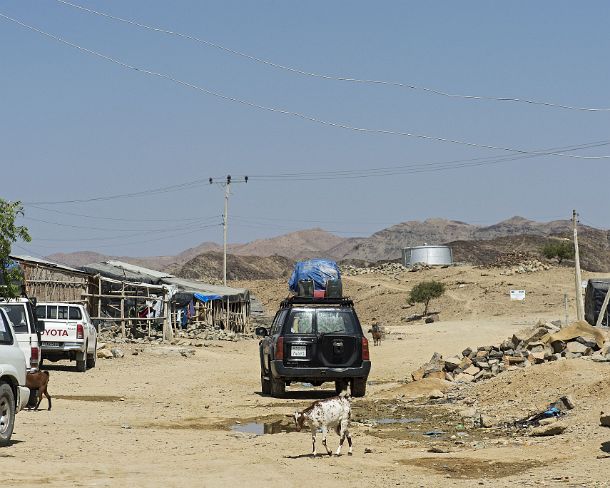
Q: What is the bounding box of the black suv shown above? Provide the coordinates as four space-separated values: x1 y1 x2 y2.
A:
256 297 371 397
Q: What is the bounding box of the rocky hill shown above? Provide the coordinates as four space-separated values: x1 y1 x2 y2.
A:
231 228 346 259
171 251 293 282
45 216 610 274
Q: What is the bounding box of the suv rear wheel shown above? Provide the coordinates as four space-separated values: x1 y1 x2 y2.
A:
260 372 271 395
351 378 367 397
270 376 285 397
335 380 348 395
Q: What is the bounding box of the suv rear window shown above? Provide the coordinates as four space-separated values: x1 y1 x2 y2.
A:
285 310 314 334
0 304 29 333
317 310 358 334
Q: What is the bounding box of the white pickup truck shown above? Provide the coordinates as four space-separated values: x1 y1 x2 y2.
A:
0 297 43 370
36 303 97 372
0 308 30 446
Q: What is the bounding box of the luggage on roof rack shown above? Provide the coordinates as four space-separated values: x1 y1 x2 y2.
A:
288 259 342 296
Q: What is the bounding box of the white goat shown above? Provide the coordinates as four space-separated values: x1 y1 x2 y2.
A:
289 392 353 456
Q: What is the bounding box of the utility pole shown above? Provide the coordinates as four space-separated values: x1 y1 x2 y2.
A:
573 209 585 321
210 175 248 286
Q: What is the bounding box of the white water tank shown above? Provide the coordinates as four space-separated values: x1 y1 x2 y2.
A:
402 245 453 266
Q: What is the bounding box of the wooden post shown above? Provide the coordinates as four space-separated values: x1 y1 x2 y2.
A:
596 286 610 327
573 210 585 321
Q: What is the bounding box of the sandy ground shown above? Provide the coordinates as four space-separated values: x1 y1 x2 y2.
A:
3 318 610 487
4 266 610 487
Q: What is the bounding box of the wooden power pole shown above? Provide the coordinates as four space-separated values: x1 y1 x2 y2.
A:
573 209 585 321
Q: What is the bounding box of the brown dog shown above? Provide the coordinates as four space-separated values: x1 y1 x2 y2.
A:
25 371 52 411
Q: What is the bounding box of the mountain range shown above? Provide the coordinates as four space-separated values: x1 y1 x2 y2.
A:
45 216 610 273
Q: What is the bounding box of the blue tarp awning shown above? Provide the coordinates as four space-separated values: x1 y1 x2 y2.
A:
193 292 223 303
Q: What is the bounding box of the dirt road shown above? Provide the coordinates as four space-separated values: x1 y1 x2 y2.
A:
5 316 610 487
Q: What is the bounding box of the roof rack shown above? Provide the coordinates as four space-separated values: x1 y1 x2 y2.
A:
279 296 354 308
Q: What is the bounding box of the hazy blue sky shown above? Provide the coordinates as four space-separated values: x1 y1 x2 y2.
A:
2 1 609 257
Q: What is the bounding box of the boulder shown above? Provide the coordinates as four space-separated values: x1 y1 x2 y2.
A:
528 351 546 364
531 423 566 436
97 349 114 359
454 373 475 383
110 348 124 358
524 327 549 345
444 356 462 372
463 365 481 376
601 414 610 427
574 336 598 349
566 341 590 355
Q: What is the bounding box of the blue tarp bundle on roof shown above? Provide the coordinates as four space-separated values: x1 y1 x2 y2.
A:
288 259 341 292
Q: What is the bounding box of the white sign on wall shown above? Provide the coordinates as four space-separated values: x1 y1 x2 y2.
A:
510 290 526 301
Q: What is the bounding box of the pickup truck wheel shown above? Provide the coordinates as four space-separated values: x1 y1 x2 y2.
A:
87 341 97 369
261 372 271 395
270 376 285 397
0 383 16 447
351 378 367 397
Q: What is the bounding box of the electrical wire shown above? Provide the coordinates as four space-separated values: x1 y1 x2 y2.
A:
22 215 220 233
54 0 610 113
31 222 221 242
25 204 211 222
22 176 211 205
3 12 610 160
19 140 610 207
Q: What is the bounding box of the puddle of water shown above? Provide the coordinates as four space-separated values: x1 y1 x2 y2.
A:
231 421 296 435
54 395 123 402
374 418 422 425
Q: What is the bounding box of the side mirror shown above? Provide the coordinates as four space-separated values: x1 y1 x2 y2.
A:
29 297 37 307
255 326 269 337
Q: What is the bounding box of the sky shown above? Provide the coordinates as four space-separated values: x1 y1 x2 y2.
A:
1 1 609 257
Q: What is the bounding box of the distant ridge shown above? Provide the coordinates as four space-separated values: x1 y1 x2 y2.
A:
45 216 610 272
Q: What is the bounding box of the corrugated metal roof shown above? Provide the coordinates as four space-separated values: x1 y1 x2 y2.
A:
82 260 247 300
10 255 89 275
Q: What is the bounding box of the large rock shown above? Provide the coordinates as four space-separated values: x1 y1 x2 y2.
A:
566 341 591 355
524 327 549 345
444 356 462 372
531 422 567 436
454 373 475 383
601 414 610 427
97 349 114 359
463 365 481 376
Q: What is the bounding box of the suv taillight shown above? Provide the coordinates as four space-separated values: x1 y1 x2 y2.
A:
276 337 284 360
362 337 370 360
76 324 84 340
31 346 40 365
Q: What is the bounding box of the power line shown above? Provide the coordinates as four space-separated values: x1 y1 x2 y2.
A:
18 140 610 208
22 215 220 233
3 12 610 160
25 204 210 222
243 141 610 181
22 176 211 205
31 222 221 242
53 0 610 113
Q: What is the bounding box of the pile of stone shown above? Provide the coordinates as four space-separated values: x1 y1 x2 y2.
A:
412 320 610 384
175 323 249 342
98 321 251 344
341 262 408 277
482 251 551 275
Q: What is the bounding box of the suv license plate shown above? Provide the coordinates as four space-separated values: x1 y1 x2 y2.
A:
44 342 60 347
291 345 307 357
